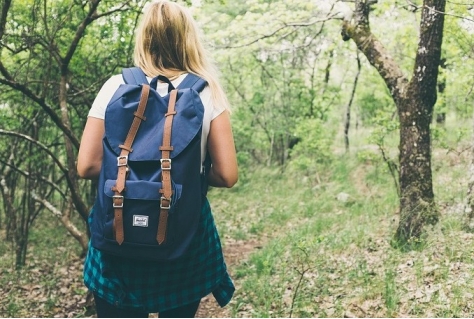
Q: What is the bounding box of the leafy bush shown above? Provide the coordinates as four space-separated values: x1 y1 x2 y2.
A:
356 90 395 125
287 118 334 175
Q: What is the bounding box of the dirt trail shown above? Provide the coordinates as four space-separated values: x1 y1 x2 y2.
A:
195 239 261 318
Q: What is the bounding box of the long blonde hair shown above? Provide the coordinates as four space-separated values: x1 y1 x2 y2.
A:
134 0 230 110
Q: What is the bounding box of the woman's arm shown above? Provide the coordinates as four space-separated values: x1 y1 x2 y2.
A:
77 117 105 180
207 110 238 188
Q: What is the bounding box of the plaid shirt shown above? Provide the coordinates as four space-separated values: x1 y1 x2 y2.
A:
83 198 234 313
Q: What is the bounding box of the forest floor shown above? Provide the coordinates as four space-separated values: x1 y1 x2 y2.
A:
195 238 262 318
0 238 259 318
2 134 474 317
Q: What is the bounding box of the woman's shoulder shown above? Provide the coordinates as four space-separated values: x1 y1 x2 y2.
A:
88 74 124 119
105 74 125 87
96 74 124 94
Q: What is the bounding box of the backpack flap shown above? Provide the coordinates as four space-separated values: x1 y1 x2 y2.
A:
104 87 204 161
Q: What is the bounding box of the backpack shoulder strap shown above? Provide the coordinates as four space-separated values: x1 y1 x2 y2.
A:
177 73 207 92
122 67 148 85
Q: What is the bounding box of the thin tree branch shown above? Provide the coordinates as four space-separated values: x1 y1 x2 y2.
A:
0 158 67 198
31 191 89 252
62 0 101 71
0 129 89 220
341 0 409 105
406 0 474 23
0 73 80 148
0 130 69 174
222 12 340 49
62 1 137 70
344 50 361 153
92 1 136 20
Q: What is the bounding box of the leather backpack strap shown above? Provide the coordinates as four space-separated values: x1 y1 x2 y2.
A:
112 84 150 245
157 89 178 245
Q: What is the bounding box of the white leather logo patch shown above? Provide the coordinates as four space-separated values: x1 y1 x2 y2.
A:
133 215 149 227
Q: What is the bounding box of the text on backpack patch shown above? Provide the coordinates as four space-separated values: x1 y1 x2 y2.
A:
133 215 149 227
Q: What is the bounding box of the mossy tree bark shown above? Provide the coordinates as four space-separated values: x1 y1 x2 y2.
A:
341 0 446 243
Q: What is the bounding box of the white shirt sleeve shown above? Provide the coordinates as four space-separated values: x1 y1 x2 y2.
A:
88 74 124 119
199 86 226 164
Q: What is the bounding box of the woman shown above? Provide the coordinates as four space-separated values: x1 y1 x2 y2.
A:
77 1 238 317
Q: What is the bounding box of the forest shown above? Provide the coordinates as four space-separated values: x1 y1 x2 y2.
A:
1 0 474 317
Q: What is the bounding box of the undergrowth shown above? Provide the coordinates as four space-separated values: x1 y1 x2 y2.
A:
209 121 474 317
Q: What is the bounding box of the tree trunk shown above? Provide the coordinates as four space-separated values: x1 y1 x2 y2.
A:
341 0 446 244
396 0 446 240
397 94 437 240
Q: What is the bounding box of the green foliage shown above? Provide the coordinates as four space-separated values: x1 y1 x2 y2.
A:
0 212 87 317
431 123 469 151
356 80 395 125
367 111 399 147
195 0 349 166
440 2 474 118
287 118 334 175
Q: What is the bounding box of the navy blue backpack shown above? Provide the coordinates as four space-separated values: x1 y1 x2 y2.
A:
90 67 209 261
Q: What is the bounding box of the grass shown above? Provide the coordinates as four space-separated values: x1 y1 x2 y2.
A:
218 159 473 317
209 119 474 317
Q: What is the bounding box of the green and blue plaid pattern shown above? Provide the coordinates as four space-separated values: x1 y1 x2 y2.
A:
83 198 234 313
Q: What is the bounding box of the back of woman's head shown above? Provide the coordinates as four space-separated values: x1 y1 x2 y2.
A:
134 1 199 74
134 0 230 110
